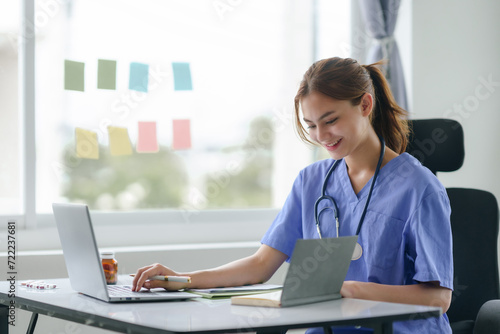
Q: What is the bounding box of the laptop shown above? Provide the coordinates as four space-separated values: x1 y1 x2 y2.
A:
232 236 357 307
52 203 200 302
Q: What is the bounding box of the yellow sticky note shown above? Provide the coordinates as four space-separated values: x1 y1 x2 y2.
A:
75 128 99 159
108 126 133 156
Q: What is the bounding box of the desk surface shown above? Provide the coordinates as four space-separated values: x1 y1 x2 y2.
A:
0 277 441 334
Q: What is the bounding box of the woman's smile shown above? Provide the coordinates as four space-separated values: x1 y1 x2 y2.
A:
324 138 342 151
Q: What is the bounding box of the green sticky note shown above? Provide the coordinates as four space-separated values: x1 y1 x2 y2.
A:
98 59 117 90
172 62 193 91
64 60 85 92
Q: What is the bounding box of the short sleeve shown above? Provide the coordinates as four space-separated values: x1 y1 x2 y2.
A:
261 171 304 260
406 190 454 290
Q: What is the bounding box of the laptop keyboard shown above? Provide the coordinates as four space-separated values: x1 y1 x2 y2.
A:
108 285 145 297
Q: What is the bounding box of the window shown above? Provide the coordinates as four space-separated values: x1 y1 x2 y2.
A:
10 0 352 231
0 2 21 214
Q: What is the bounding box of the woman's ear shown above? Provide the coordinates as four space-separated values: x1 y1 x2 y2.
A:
360 93 373 117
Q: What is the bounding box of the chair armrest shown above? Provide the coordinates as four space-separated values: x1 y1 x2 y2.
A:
474 300 500 334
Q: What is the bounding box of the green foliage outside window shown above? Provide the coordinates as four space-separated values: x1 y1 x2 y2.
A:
61 116 274 210
62 145 188 210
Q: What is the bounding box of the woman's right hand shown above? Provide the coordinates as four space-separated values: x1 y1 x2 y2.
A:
132 263 188 292
131 244 288 292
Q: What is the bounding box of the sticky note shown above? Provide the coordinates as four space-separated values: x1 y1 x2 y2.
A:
129 62 149 92
64 60 85 91
137 121 159 153
97 59 117 90
108 126 133 156
172 119 191 150
172 62 193 91
75 128 99 159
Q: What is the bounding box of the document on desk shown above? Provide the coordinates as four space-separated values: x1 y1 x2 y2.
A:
187 284 282 299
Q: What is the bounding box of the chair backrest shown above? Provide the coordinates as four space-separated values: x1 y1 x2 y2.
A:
446 188 500 322
406 118 465 174
406 118 500 324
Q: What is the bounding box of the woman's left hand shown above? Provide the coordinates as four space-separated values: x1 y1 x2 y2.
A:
341 280 358 298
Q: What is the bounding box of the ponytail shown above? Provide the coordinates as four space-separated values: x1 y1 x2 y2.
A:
294 57 409 154
363 62 409 154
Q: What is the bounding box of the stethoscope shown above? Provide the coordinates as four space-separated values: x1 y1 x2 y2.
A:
314 135 386 260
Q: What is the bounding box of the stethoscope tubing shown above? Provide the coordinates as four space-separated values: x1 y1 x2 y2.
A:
355 136 385 235
314 134 386 238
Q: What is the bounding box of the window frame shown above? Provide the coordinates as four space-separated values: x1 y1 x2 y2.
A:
20 0 36 229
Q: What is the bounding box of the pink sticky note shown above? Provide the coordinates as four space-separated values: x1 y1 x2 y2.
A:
137 121 159 153
172 119 191 150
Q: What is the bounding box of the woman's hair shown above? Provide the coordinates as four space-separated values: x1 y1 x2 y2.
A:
294 57 409 154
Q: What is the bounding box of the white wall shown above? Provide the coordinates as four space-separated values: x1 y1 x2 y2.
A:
412 0 500 199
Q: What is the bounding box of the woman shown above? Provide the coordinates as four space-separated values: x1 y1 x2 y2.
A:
133 57 453 333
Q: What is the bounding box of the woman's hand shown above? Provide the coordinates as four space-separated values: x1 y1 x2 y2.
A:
340 280 357 298
132 263 188 292
131 244 288 292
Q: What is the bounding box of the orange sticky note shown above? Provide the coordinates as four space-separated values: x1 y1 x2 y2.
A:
108 126 133 156
172 119 191 150
137 121 159 153
75 128 99 159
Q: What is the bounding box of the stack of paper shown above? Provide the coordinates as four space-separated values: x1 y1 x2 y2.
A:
187 284 282 299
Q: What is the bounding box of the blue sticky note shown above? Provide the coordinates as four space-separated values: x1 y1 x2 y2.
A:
172 62 193 91
129 62 149 92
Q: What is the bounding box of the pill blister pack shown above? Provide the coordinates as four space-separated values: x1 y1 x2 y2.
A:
20 281 57 290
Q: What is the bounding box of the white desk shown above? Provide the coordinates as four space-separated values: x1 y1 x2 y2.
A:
0 278 441 334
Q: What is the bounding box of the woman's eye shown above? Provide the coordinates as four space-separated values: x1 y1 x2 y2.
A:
307 125 316 129
326 118 337 125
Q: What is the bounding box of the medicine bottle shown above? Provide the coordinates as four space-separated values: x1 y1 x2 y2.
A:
101 251 118 285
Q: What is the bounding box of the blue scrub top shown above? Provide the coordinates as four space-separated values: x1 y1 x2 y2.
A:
261 153 453 334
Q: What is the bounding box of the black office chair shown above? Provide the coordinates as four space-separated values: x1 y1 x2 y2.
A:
406 119 500 334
